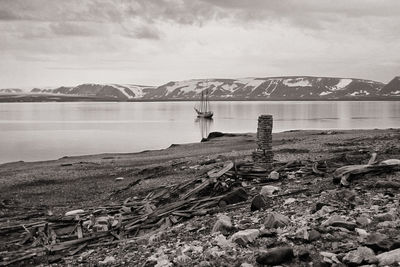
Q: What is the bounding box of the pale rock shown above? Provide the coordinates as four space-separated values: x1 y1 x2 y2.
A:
283 198 296 205
376 248 400 266
355 228 369 239
240 263 254 267
268 171 280 180
343 246 377 265
260 185 280 198
214 234 235 248
65 209 84 216
230 229 260 246
99 256 116 265
115 177 124 181
211 214 233 235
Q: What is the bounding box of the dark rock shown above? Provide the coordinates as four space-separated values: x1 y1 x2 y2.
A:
308 229 321 242
374 181 400 189
259 228 277 238
256 247 294 265
251 194 268 211
311 202 329 213
219 187 248 207
297 248 311 261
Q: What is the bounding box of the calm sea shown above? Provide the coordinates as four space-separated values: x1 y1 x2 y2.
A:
0 101 399 163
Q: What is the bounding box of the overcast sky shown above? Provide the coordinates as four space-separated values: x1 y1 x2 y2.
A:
0 0 399 88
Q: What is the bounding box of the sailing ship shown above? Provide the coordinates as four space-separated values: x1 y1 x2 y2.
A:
194 89 213 118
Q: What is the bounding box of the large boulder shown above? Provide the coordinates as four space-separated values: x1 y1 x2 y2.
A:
376 248 400 266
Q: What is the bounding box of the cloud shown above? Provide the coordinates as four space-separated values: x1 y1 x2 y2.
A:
50 22 106 37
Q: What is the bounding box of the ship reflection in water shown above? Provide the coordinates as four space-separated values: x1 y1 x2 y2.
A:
195 117 214 140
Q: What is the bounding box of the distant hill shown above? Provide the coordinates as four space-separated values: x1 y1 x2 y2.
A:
2 76 399 101
0 88 23 94
380 76 400 96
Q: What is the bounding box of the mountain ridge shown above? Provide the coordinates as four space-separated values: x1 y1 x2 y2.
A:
2 76 399 101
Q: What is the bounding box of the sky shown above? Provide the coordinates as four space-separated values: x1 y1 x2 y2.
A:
0 0 399 88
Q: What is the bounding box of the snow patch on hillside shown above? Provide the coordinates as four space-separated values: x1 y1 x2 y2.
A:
350 90 370 96
282 78 312 87
332 79 352 91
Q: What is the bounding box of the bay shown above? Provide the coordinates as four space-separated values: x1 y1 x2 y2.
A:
0 101 399 163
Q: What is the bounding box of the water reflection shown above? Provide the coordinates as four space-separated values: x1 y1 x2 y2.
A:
195 117 213 140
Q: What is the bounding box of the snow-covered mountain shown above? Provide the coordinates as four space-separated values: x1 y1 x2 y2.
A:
0 88 23 94
4 76 398 101
144 77 385 100
380 77 400 96
31 83 153 100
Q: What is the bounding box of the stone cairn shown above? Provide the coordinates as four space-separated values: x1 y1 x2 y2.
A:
252 115 273 170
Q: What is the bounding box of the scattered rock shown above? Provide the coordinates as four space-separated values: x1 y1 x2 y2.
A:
308 229 321 242
268 171 280 180
297 248 311 261
214 234 235 248
260 185 280 198
322 215 356 230
115 177 124 181
376 248 400 266
99 256 116 265
343 246 377 265
264 212 290 229
230 229 260 246
212 214 233 235
219 187 248 207
356 216 371 226
364 233 392 252
250 194 268 211
256 247 294 265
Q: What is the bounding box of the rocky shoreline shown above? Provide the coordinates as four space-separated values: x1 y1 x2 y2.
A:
1 128 400 266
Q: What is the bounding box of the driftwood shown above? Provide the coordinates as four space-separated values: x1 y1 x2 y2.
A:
333 158 400 186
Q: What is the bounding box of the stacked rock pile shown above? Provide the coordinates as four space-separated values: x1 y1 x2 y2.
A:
252 115 273 170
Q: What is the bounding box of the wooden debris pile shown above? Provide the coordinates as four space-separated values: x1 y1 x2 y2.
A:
0 161 262 266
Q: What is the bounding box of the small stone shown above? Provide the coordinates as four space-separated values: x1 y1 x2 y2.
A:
198 261 211 267
308 229 321 242
283 197 296 205
375 213 394 222
115 177 124 181
264 212 290 229
260 185 280 198
214 234 235 248
322 215 356 230
212 214 233 235
297 248 311 261
268 171 280 180
256 247 294 265
343 246 377 265
376 248 400 266
230 229 260 246
99 256 116 265
240 263 254 267
251 194 268 211
356 216 371 226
